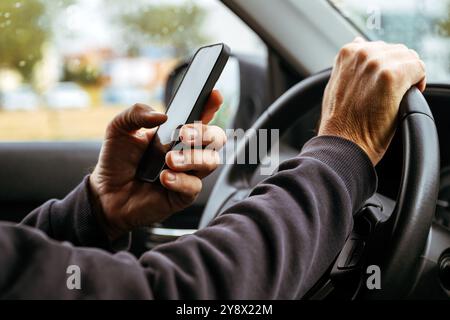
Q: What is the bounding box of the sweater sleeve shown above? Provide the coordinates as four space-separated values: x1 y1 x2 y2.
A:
19 176 130 252
0 136 376 299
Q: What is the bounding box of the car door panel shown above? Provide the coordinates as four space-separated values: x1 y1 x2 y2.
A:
0 142 100 222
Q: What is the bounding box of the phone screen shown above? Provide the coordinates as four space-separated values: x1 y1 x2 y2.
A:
137 44 228 182
157 45 223 145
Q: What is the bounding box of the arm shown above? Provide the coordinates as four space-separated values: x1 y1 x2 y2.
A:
1 39 425 299
0 136 375 299
19 176 122 251
138 136 376 299
18 91 226 249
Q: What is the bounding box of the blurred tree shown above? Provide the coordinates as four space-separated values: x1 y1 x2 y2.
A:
0 0 74 81
115 2 210 57
0 0 49 80
62 64 101 86
439 1 450 36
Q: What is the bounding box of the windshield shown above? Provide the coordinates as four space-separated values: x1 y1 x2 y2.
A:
330 0 450 83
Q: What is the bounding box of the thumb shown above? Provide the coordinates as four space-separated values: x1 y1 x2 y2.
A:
107 103 167 137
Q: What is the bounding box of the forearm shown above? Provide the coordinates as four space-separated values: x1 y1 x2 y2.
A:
141 136 377 299
2 136 376 299
0 223 150 299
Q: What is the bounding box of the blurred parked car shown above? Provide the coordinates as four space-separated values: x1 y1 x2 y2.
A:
0 85 39 111
102 85 153 106
44 82 90 109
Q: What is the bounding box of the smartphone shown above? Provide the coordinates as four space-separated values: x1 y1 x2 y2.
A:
136 43 230 183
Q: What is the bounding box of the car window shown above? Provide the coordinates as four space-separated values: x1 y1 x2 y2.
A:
329 0 450 83
0 0 266 141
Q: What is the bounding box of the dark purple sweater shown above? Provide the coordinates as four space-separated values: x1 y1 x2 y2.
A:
0 136 376 299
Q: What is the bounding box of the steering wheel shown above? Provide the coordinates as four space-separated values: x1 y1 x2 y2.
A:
199 69 440 299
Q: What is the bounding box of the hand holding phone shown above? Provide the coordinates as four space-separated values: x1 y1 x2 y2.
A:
137 43 230 183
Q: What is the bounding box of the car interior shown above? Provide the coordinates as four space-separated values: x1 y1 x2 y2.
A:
0 0 449 299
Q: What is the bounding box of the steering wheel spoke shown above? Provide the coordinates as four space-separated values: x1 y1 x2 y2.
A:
327 193 394 298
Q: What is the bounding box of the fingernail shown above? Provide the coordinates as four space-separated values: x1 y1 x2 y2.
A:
165 171 176 182
183 127 198 142
136 130 145 138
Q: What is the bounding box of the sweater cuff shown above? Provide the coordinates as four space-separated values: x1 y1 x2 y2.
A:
300 136 378 212
49 176 130 252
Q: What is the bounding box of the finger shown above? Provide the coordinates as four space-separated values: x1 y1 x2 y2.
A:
417 75 427 92
336 40 385 66
166 149 220 176
160 169 202 199
107 103 167 137
398 59 426 91
179 123 227 150
200 90 223 124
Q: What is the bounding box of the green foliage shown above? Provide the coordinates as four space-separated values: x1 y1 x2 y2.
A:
117 2 210 57
62 64 101 86
0 0 49 80
439 1 450 36
0 0 74 81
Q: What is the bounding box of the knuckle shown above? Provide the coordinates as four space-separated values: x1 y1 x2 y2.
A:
220 132 227 146
339 44 356 58
107 111 126 133
212 125 227 145
131 103 143 112
183 177 202 199
191 150 202 165
379 67 396 84
356 47 370 62
204 125 227 149
166 152 176 168
106 120 118 134
365 58 381 72
202 125 214 140
204 153 218 171
131 103 151 114
192 180 203 197
126 105 143 125
211 150 221 166
129 109 142 127
196 150 217 171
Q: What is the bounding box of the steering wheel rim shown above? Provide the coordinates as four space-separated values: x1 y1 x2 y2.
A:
200 69 440 299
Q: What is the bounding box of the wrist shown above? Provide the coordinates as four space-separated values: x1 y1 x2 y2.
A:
88 174 126 241
301 135 378 211
318 126 379 166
